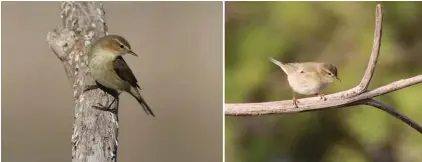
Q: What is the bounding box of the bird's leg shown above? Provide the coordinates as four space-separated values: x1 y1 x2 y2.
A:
318 93 327 101
92 92 121 114
83 82 113 93
292 91 299 108
85 81 121 114
83 81 106 93
83 84 100 93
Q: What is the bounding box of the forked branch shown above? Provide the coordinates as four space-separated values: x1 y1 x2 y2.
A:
225 4 422 134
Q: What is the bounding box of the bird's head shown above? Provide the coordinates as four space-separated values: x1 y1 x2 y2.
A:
92 35 138 57
320 63 340 83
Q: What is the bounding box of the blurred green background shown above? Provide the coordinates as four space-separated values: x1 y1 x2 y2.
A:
225 2 422 162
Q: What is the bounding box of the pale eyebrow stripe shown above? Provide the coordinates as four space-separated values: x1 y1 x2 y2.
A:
114 39 130 50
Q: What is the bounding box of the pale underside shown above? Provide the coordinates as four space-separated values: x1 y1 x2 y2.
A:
283 63 328 95
88 50 130 91
287 72 328 95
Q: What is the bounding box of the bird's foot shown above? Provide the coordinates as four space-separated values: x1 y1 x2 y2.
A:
93 104 118 114
293 97 300 108
83 84 100 93
318 93 327 101
92 97 119 114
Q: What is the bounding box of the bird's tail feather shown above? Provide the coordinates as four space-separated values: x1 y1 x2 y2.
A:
129 88 155 117
269 57 289 74
136 95 155 117
269 57 284 66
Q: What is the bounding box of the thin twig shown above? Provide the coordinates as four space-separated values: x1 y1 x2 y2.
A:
366 99 422 134
225 4 422 134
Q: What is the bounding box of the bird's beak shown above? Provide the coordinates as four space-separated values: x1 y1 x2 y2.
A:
127 51 138 57
336 76 341 82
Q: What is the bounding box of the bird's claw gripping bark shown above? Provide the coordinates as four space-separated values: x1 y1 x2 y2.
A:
293 97 299 108
84 82 120 114
92 97 118 114
318 93 327 101
83 84 100 93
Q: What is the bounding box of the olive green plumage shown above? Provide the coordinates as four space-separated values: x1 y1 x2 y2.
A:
88 35 154 116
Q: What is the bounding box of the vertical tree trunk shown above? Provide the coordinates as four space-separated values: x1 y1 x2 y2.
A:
47 2 119 162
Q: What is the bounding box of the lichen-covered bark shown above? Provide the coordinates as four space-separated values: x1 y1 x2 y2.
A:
47 2 119 162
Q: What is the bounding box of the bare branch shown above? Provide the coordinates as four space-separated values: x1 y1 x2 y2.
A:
355 4 384 94
225 4 422 133
366 99 422 134
225 75 422 115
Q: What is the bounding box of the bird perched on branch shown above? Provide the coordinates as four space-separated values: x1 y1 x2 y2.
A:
269 57 340 108
86 34 155 116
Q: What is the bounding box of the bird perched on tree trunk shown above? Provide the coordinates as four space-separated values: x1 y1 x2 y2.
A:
86 34 155 117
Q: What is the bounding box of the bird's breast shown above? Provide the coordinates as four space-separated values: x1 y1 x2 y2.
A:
88 54 129 91
287 73 327 95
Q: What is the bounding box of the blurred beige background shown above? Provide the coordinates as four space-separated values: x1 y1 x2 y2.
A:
2 2 222 162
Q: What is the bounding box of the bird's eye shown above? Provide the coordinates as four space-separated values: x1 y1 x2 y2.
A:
328 73 333 76
119 45 124 48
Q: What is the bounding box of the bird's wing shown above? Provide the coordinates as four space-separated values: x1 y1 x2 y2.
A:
284 63 303 73
113 56 141 89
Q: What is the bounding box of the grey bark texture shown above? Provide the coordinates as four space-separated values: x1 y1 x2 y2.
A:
47 2 119 162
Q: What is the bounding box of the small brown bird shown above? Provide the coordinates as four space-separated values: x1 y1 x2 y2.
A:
269 57 340 107
87 35 154 116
